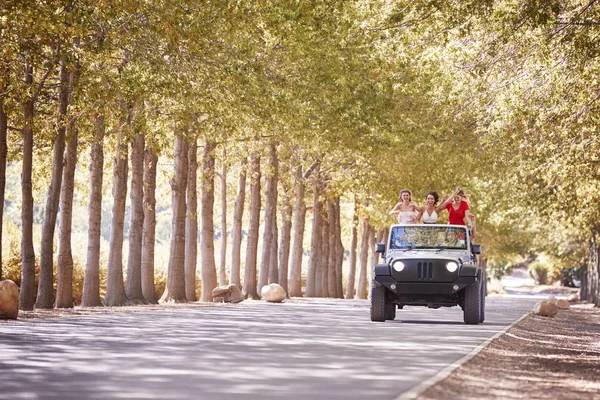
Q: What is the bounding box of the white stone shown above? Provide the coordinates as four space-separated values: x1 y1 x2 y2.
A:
260 283 286 303
0 280 20 319
556 299 571 309
533 300 559 317
547 295 558 304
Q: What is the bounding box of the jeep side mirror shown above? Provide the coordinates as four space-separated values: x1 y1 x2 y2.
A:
472 244 482 255
375 243 386 254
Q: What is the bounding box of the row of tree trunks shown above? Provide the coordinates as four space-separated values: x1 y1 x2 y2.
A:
37 61 71 309
200 140 218 302
81 115 105 307
185 140 198 302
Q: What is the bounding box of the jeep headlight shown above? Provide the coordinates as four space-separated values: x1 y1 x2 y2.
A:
446 261 458 273
392 261 405 272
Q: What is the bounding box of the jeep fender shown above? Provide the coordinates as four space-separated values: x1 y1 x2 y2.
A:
374 263 391 276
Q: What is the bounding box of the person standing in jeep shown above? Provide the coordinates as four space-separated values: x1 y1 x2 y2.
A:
446 189 477 238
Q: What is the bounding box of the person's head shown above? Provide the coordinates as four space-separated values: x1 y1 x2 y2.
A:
399 189 412 202
454 189 465 203
426 191 439 206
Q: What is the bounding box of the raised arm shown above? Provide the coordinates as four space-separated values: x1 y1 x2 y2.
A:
389 202 402 215
436 187 460 212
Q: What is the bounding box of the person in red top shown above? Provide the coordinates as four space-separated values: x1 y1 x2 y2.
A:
446 188 477 237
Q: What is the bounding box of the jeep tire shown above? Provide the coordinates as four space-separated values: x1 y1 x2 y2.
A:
463 279 481 324
385 303 396 320
479 276 486 323
370 280 386 322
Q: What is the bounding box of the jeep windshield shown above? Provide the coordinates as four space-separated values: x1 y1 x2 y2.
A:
389 225 468 250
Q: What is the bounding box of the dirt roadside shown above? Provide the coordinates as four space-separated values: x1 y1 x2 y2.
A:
417 302 600 400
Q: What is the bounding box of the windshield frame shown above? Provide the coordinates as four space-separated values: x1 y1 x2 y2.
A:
387 224 469 251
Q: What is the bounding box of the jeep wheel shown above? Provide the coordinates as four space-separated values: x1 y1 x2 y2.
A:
385 303 396 320
479 276 486 323
463 279 481 324
370 280 386 322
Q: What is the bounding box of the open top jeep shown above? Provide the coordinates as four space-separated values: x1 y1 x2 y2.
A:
371 224 485 324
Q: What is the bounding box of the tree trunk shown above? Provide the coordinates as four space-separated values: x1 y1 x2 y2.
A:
327 197 337 298
38 63 71 309
160 134 189 303
335 197 344 298
319 202 329 297
184 139 198 301
305 170 321 298
278 184 293 294
356 220 371 299
81 114 104 307
288 166 306 297
141 146 158 304
259 144 278 291
243 152 261 299
585 230 599 306
55 121 78 308
200 140 218 302
268 145 279 285
345 201 358 299
219 150 227 286
269 214 279 284
230 159 246 288
125 133 146 304
0 86 7 280
20 62 36 311
103 129 129 306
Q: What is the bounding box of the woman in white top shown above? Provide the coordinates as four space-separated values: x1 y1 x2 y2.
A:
389 189 421 224
419 189 458 224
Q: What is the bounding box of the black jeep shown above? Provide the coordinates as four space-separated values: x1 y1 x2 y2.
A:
371 224 485 324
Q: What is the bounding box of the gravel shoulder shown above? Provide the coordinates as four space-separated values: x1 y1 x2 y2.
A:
417 302 600 399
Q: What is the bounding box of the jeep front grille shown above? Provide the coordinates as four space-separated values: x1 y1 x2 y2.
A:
417 262 434 280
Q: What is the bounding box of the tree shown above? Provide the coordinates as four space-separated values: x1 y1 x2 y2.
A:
184 139 198 301
200 139 218 302
81 114 105 307
104 129 129 307
160 134 189 303
243 151 261 299
126 131 146 304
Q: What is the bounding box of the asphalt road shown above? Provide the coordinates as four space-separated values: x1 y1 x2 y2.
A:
0 295 540 400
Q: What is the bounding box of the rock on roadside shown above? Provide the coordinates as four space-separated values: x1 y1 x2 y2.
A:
212 284 244 303
533 300 559 317
261 283 286 303
0 280 19 319
556 299 571 309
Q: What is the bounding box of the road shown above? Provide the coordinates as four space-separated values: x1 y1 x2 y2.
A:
0 295 540 400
